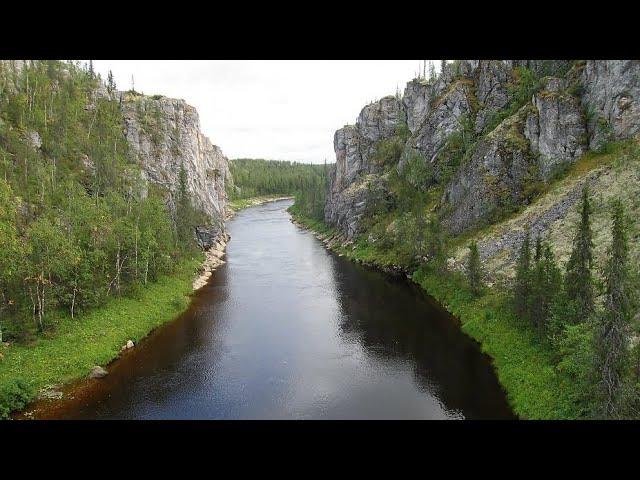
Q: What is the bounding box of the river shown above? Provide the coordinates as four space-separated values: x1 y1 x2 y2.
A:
29 199 513 419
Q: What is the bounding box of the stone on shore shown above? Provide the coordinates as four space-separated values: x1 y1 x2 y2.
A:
89 366 108 379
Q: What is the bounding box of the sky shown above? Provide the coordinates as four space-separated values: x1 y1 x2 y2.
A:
90 61 440 164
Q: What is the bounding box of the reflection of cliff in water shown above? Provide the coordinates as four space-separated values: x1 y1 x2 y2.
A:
331 256 514 419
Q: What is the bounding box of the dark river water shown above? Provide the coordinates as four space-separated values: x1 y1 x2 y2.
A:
29 199 514 419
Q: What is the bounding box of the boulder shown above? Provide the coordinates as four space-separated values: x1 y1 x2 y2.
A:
89 366 108 379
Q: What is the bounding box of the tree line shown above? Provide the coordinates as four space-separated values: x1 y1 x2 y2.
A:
0 61 204 343
229 158 329 220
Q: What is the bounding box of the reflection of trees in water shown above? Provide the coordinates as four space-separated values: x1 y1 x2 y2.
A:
331 257 514 419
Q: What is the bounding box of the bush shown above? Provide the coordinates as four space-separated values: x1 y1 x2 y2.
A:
0 379 33 419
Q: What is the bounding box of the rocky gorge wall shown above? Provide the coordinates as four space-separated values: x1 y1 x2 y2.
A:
117 92 231 222
114 91 232 248
325 60 640 242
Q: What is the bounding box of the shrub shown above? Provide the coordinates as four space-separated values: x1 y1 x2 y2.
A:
0 379 33 419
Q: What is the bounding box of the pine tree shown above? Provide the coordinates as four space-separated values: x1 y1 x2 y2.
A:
428 61 436 82
565 184 594 324
107 70 116 94
595 200 631 418
467 241 482 296
529 239 562 334
441 60 447 76
513 230 532 322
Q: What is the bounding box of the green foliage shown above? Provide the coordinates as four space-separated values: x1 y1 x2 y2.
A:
553 322 597 417
0 60 193 343
412 265 577 419
528 240 562 334
228 158 327 201
482 67 541 135
565 184 595 324
513 230 532 323
0 379 33 419
370 122 410 169
466 241 483 296
438 113 477 184
291 163 329 221
400 150 434 190
0 257 200 418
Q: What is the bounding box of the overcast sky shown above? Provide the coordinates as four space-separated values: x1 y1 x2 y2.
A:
90 61 439 164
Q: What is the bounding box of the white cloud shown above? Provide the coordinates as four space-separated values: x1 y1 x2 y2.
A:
90 60 440 164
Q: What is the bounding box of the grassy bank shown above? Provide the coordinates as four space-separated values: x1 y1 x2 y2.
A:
0 256 202 418
228 195 293 212
288 208 580 419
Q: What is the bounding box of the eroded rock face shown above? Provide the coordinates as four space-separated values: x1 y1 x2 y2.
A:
325 97 404 238
325 60 640 240
581 60 640 149
443 108 534 234
401 78 474 170
117 92 231 231
524 77 587 178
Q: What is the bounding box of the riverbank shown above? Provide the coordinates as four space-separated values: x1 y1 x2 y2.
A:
227 195 294 218
0 256 207 419
288 209 580 419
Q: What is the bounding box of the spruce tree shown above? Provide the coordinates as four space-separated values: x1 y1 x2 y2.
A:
530 240 562 334
513 229 532 322
176 163 194 245
467 241 482 296
595 200 631 418
565 184 594 324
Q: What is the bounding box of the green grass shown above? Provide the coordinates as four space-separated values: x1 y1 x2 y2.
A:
0 256 202 418
411 267 578 419
291 208 582 419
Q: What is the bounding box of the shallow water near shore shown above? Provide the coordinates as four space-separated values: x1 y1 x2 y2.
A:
25 199 514 419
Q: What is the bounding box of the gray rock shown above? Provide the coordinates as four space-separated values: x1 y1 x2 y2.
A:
325 97 404 237
442 107 534 234
24 130 42 150
117 92 231 227
524 77 587 178
89 366 108 379
581 60 640 149
325 60 640 240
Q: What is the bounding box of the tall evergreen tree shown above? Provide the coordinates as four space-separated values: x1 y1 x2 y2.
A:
467 241 483 296
513 229 532 322
595 200 631 418
565 184 595 324
529 239 562 334
176 163 194 245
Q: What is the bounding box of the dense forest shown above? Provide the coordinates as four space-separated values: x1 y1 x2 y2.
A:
228 158 329 219
0 61 203 346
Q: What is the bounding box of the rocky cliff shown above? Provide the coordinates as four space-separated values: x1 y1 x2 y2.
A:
115 91 232 248
116 92 231 221
325 60 640 241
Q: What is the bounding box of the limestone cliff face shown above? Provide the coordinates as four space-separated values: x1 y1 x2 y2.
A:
117 92 231 227
325 96 404 238
325 60 640 239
